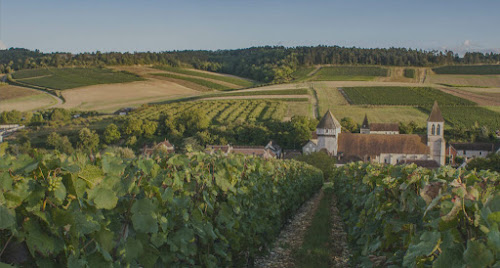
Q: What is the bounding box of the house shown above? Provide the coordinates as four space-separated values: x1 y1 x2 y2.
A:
141 139 175 156
205 143 277 159
115 107 135 116
447 142 498 165
303 101 446 167
265 140 282 158
360 115 399 134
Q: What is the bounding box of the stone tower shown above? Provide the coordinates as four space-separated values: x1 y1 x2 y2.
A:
360 114 370 134
427 101 446 166
316 110 342 155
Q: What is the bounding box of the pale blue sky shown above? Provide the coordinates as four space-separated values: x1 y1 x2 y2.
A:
0 0 499 54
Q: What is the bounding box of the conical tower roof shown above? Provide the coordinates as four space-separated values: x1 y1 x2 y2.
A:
317 110 341 129
427 101 444 122
361 114 369 129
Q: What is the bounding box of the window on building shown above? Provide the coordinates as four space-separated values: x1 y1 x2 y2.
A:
432 124 435 135
437 124 441 135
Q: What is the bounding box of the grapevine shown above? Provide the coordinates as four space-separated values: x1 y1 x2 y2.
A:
0 151 323 267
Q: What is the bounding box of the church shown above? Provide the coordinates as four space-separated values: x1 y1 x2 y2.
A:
302 101 446 166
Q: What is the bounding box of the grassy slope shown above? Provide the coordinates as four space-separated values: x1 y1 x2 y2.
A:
12 68 144 90
153 66 255 87
291 67 316 82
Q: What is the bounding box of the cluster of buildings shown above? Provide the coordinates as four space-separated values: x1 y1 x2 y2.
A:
139 101 498 168
302 101 499 168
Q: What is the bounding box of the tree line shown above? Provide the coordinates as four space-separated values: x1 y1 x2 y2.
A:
1 46 499 83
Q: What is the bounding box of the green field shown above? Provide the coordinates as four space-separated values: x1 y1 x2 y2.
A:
133 100 288 123
436 106 500 129
342 86 475 106
12 68 144 90
312 66 388 81
151 73 233 91
11 69 52 79
433 65 500 75
403 68 416 78
153 66 254 87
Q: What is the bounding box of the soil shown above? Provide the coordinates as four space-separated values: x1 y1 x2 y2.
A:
254 191 323 268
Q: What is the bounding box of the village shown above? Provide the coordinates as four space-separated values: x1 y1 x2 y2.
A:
130 101 500 169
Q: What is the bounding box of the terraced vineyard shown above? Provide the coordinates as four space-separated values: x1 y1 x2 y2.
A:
153 66 255 87
312 66 389 81
404 68 416 78
132 100 288 123
438 106 500 129
11 68 144 90
151 73 233 91
342 86 475 106
433 65 500 75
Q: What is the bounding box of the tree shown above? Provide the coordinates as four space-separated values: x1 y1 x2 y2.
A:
467 153 500 172
341 117 358 133
142 120 158 138
50 108 71 121
78 128 99 152
103 123 121 144
47 132 62 148
122 118 143 136
126 136 137 146
289 116 314 148
176 108 210 136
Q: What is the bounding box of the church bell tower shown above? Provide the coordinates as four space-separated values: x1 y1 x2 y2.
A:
427 101 446 166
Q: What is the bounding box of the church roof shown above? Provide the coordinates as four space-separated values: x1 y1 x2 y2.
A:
361 114 369 129
317 110 341 129
338 133 430 157
428 101 444 122
449 142 495 152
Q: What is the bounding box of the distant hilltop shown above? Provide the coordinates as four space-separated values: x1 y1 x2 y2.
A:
0 46 499 83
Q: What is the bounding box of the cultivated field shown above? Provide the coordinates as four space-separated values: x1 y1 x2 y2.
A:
342 86 475 106
153 66 255 88
434 85 500 106
427 74 500 88
12 68 144 90
57 80 200 112
439 106 500 130
150 73 233 91
0 85 58 111
432 65 500 75
133 100 287 123
310 66 389 81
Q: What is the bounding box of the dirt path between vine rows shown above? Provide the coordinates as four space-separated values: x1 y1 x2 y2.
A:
254 191 323 267
254 190 350 268
330 194 350 267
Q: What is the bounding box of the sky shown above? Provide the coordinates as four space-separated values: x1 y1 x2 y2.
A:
0 0 499 54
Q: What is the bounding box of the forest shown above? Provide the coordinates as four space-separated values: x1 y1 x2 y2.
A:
1 46 500 83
